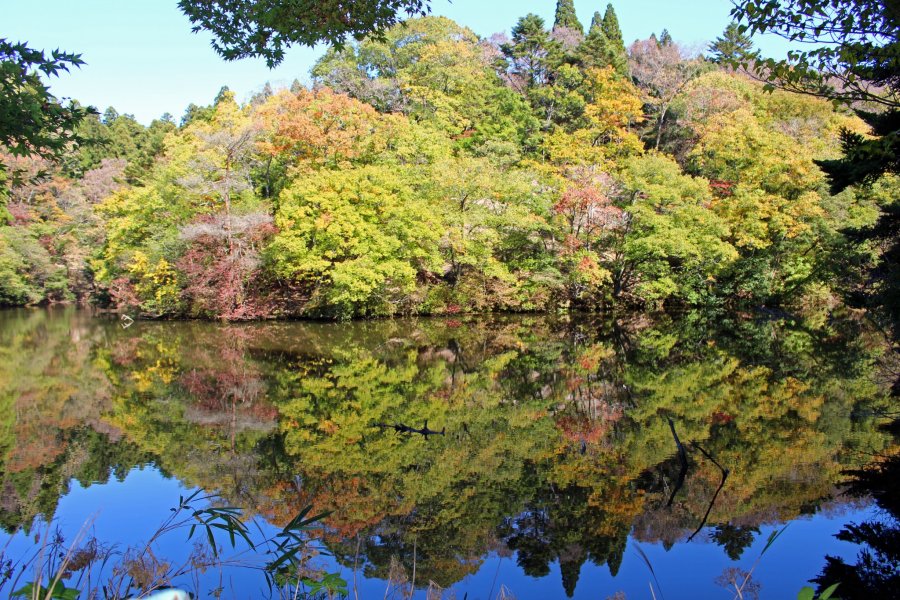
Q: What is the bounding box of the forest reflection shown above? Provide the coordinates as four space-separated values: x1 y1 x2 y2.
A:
0 308 895 596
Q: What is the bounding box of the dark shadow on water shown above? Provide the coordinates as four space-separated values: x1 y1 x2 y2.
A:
812 450 900 600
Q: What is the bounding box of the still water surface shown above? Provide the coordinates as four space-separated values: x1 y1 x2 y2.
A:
0 308 893 598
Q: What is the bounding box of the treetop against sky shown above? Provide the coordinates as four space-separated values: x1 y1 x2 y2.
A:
5 0 797 124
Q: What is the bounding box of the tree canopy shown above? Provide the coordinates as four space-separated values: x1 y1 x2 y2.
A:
707 23 754 64
732 0 900 338
553 0 584 34
178 0 433 67
0 39 95 209
0 3 894 328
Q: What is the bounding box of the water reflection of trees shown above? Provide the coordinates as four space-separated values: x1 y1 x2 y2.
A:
0 308 895 596
812 451 900 599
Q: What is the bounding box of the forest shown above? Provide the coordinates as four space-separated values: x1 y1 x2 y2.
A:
1 1 896 325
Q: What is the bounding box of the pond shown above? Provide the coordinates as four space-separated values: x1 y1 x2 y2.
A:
0 307 895 599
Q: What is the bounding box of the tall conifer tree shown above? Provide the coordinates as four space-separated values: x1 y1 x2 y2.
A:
553 0 584 34
601 4 624 48
504 14 559 87
659 29 673 46
577 3 627 76
589 11 603 34
708 23 754 63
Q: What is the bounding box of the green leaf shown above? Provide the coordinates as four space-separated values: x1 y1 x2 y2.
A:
819 583 840 600
206 525 217 557
12 582 79 600
761 525 787 556
11 583 39 598
57 588 80 600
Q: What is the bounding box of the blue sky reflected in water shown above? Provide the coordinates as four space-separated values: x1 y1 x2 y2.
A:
0 464 876 599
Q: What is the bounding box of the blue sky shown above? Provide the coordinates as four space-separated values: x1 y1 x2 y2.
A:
4 0 793 124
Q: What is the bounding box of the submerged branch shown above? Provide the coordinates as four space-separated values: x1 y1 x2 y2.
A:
687 442 731 542
666 417 689 508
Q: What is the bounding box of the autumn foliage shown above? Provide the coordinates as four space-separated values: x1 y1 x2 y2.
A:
0 11 891 321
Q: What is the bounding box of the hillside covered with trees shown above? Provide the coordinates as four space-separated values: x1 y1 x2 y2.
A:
1 2 895 321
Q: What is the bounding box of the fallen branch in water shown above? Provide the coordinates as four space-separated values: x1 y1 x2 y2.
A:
687 442 731 542
665 419 731 541
666 417 689 507
374 420 446 438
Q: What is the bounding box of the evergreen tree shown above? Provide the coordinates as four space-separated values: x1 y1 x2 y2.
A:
576 4 627 76
601 4 624 48
659 29 673 46
503 14 559 87
250 82 275 106
102 107 119 125
589 11 603 34
708 23 754 63
577 30 624 76
181 102 215 126
213 85 232 105
553 0 584 34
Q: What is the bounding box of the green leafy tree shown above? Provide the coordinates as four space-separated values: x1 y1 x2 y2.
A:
178 0 432 67
0 40 95 215
677 70 875 306
617 154 737 304
731 0 900 332
69 110 175 183
177 91 260 225
529 63 588 131
313 16 464 111
730 0 899 190
731 1 898 113
0 40 93 162
268 165 443 318
541 65 644 167
314 17 541 153
422 157 556 311
180 101 216 126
